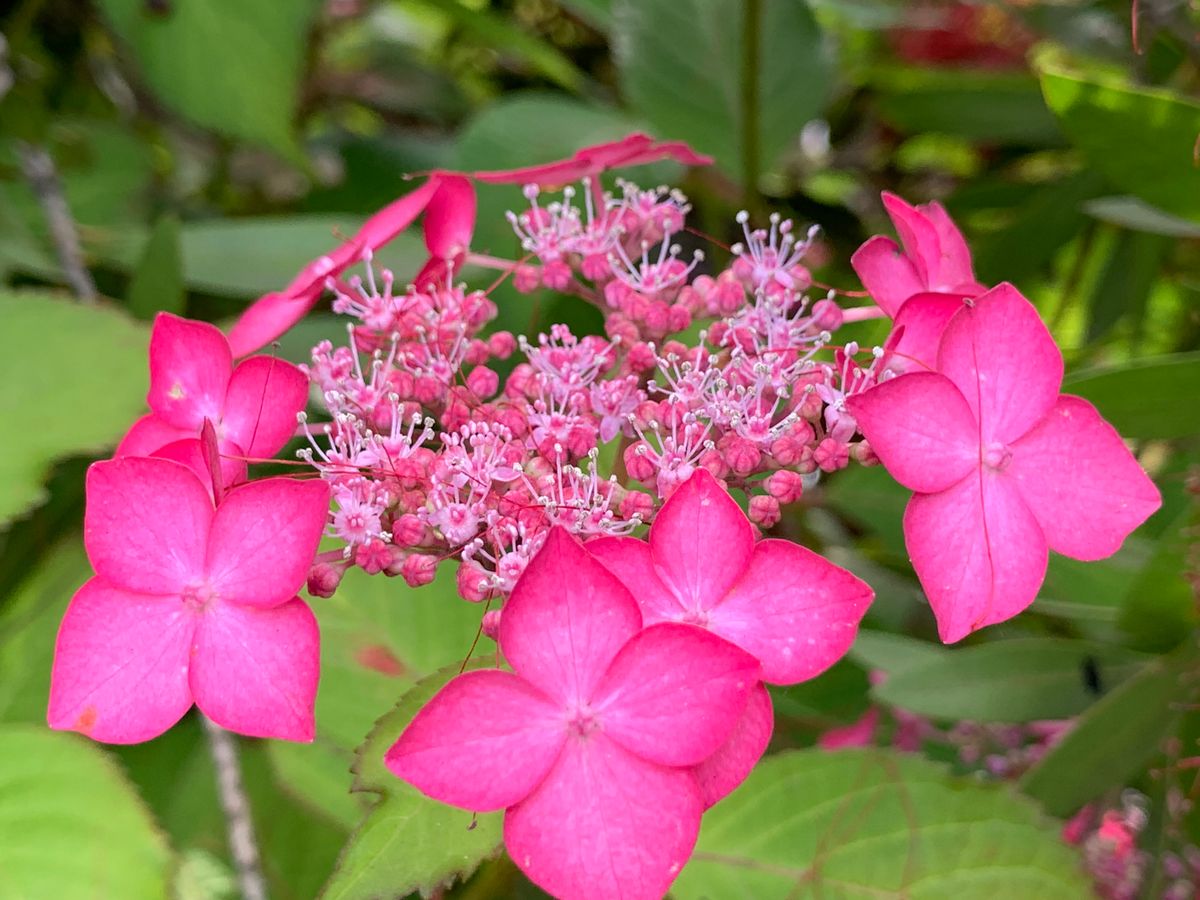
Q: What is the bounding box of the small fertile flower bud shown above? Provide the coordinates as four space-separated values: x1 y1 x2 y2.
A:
625 342 658 373
667 305 692 334
766 469 805 504
748 494 781 528
488 331 517 359
542 259 573 291
400 553 438 588
723 436 762 477
810 298 843 332
456 560 492 602
814 438 850 472
356 539 393 575
513 264 540 294
698 448 730 480
624 441 657 483
481 609 503 641
307 561 346 598
852 440 879 466
392 513 426 548
619 489 655 522
466 366 500 400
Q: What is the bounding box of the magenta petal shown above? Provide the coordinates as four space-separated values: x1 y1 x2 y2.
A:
1011 396 1161 560
227 291 318 359
881 192 941 284
500 528 641 706
649 469 754 614
709 540 873 684
504 732 702 900
152 438 247 497
850 235 926 319
48 578 196 744
846 372 978 495
424 174 476 260
905 471 1049 644
888 292 966 372
147 313 233 430
221 356 309 459
115 413 188 458
85 457 213 594
206 478 330 609
190 597 319 741
922 201 977 289
586 536 683 623
694 682 773 808
356 177 441 250
593 623 759 767
937 283 1063 445
386 669 565 812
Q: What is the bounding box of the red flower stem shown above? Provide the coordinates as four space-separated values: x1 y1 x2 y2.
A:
840 305 887 323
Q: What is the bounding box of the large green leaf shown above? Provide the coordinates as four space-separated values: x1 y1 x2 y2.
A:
320 663 504 899
873 639 1147 723
96 0 319 157
0 292 148 526
1064 351 1200 440
672 749 1090 898
127 213 185 320
0 726 172 899
613 0 833 180
1116 507 1199 652
1039 63 1200 221
1020 642 1200 817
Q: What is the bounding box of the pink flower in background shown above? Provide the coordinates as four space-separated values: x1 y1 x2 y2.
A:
588 468 873 803
227 172 475 357
848 284 1161 643
386 527 759 900
117 313 308 484
851 192 985 318
48 457 330 743
472 132 713 187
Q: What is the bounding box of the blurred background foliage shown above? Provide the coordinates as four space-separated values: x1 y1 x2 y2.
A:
1 0 1199 897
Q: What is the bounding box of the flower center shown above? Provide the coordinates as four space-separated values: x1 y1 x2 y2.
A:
680 608 710 628
982 442 1012 472
180 581 218 611
565 704 600 739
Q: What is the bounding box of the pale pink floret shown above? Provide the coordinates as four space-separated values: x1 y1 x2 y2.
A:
851 192 985 319
587 469 873 804
48 457 330 743
848 283 1162 644
386 527 759 900
117 313 308 482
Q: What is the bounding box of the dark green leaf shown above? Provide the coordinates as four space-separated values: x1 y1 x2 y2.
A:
614 0 833 179
847 630 947 675
127 213 185 320
1064 351 1200 440
1020 642 1200 817
873 639 1147 723
1116 507 1199 652
1085 196 1200 238
1085 228 1168 342
672 749 1091 898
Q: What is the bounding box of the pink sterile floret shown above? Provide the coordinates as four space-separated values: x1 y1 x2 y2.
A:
472 133 713 187
48 457 330 743
851 192 985 319
587 468 874 804
117 313 309 485
386 527 760 900
847 283 1162 644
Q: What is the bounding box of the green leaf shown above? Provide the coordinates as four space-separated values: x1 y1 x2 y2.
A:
127 213 185 320
672 749 1091 898
96 0 318 157
320 663 503 899
1085 228 1168 342
1020 642 1200 817
0 292 148 526
560 0 612 29
613 0 833 179
266 564 482 825
0 725 172 898
872 67 1063 145
1064 351 1200 440
873 639 1147 723
0 540 86 723
1116 507 1199 652
1039 62 1200 221
847 630 947 675
1085 196 1200 238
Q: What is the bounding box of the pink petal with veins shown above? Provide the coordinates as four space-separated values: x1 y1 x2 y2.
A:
694 682 773 807
147 313 232 429
585 535 682 623
850 235 926 318
221 355 309 459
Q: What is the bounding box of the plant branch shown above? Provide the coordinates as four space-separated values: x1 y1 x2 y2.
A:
201 715 268 900
15 141 98 304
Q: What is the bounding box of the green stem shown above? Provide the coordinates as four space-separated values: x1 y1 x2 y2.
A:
740 0 762 205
